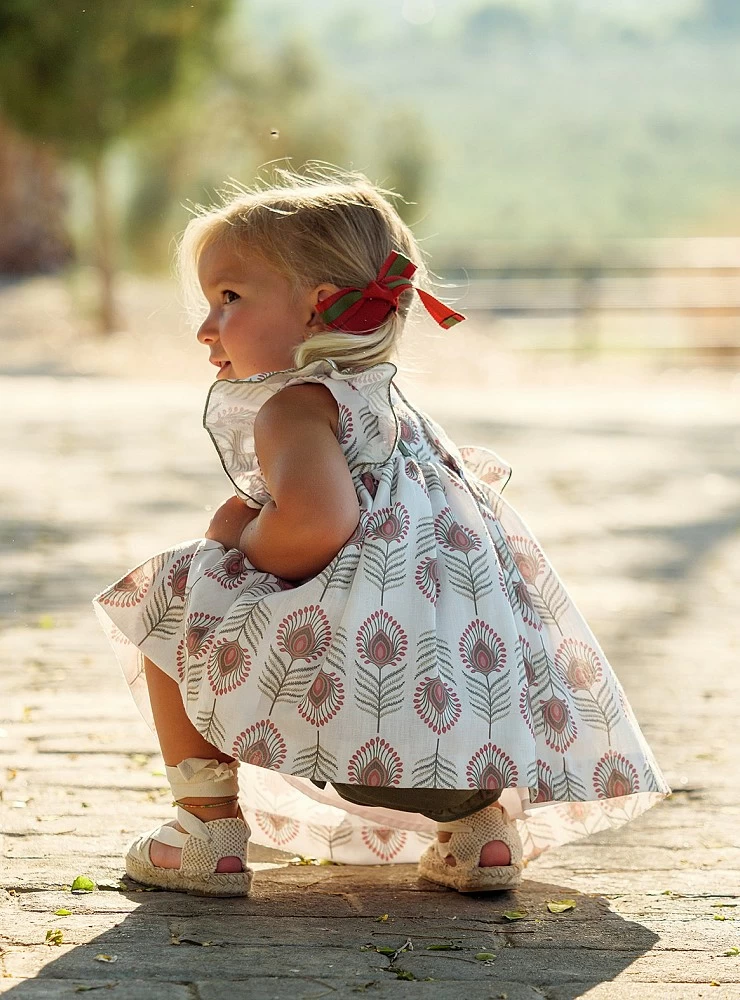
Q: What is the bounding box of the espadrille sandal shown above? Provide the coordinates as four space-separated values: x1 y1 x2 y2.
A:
417 803 524 893
124 757 253 897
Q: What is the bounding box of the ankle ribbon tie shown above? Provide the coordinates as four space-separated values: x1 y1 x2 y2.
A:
165 757 239 800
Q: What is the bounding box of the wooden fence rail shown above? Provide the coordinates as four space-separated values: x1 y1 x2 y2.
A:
434 237 740 355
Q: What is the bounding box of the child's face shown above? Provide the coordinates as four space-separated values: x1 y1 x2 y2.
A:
196 239 329 379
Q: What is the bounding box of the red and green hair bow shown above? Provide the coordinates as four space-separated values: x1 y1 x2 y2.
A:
315 250 466 335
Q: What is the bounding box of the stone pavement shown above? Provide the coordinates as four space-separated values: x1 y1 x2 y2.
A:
1 307 740 997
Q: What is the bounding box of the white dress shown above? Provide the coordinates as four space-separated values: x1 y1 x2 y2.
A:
93 357 670 864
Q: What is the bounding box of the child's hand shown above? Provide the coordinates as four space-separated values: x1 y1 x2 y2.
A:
205 496 260 551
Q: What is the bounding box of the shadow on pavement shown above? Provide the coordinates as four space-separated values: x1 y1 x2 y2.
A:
1 870 659 998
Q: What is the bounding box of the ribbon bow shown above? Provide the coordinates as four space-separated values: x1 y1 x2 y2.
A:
315 250 466 335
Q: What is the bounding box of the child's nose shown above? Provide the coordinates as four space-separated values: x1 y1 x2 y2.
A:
197 314 217 344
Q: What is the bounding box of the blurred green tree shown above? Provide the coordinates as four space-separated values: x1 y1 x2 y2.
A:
122 26 430 272
0 0 232 331
124 34 353 271
0 112 72 273
378 110 430 225
698 0 740 33
462 1 532 53
220 35 352 174
222 36 430 228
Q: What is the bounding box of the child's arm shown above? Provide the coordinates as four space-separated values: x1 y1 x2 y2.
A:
237 383 361 582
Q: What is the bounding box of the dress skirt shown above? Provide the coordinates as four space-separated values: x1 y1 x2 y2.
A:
93 358 670 864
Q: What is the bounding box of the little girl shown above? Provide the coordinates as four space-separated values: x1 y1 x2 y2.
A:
93 165 670 897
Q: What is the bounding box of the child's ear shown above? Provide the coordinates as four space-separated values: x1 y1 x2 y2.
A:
305 283 340 335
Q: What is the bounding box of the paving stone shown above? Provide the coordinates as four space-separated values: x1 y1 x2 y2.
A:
0 982 193 999
197 981 546 1000
543 988 740 1000
1 942 389 981
0 912 171 948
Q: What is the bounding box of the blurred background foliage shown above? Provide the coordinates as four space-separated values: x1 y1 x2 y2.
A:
0 0 738 332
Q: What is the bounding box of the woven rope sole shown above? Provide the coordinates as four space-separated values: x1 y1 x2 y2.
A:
417 844 523 892
126 854 253 897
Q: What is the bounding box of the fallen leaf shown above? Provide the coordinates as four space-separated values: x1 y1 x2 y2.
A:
475 952 496 961
37 615 55 629
390 969 416 981
287 854 336 865
45 929 64 946
54 908 72 916
547 899 577 914
70 875 96 894
725 947 740 957
501 911 527 921
375 913 389 922
93 954 118 963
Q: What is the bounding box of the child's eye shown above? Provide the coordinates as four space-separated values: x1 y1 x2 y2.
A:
222 289 239 305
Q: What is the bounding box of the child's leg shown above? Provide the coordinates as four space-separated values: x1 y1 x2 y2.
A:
144 656 235 770
142 656 241 871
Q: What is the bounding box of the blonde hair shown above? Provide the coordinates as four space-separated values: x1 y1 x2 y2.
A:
177 163 430 371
